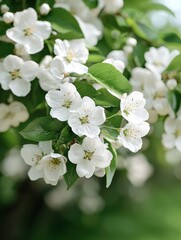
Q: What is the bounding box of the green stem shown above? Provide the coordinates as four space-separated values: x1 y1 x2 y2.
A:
106 111 121 120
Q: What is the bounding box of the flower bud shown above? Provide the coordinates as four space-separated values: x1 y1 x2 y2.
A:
166 79 177 90
1 4 9 13
126 37 137 47
3 12 14 23
40 3 51 15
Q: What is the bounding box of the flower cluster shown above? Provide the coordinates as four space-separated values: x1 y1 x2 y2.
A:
0 0 180 189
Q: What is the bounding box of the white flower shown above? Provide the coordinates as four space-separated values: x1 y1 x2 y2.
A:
3 12 14 23
75 16 102 47
21 141 67 185
0 101 29 132
166 79 177 90
54 0 102 22
144 46 179 74
1 148 27 179
37 56 63 91
162 117 181 152
6 8 52 54
68 96 106 138
45 82 82 121
54 39 89 74
21 141 53 181
130 67 160 96
103 0 124 14
39 153 67 185
120 91 149 124
107 50 127 66
68 137 112 178
0 55 38 96
103 58 125 73
118 122 150 152
123 154 153 187
39 3 51 15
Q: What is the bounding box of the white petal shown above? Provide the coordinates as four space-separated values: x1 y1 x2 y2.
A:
68 144 84 164
39 141 52 155
28 166 43 181
45 90 62 108
24 35 44 54
3 55 23 71
76 160 95 178
175 136 181 152
21 144 42 166
21 61 38 81
9 79 31 96
50 107 69 121
35 21 51 40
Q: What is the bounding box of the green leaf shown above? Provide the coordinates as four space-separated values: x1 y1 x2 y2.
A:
106 142 117 188
20 116 66 141
74 81 98 98
126 18 158 42
64 161 79 189
88 63 132 96
43 8 83 39
0 41 14 58
0 22 9 36
141 3 175 16
167 91 181 113
83 0 98 9
59 126 75 144
94 88 120 107
36 0 55 8
165 53 181 72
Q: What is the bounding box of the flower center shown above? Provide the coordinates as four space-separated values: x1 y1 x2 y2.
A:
66 49 74 63
10 69 21 80
34 154 42 164
123 128 140 139
84 150 94 160
62 99 72 109
80 115 89 124
50 158 61 166
24 27 34 36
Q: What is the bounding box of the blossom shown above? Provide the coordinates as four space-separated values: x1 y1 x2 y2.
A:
68 96 106 138
107 50 127 66
162 117 181 152
118 122 150 152
54 39 89 74
75 16 102 47
0 101 29 132
37 56 63 91
130 67 160 96
120 91 149 124
144 46 179 74
21 141 52 181
0 55 38 96
45 82 82 121
103 58 125 73
6 8 51 54
21 141 67 185
68 137 112 178
39 153 67 185
123 154 154 187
